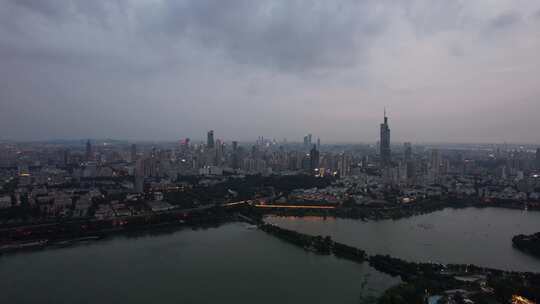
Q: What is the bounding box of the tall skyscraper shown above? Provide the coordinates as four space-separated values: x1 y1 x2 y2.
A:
207 130 214 149
430 149 440 171
215 139 223 165
338 153 351 177
406 160 416 185
134 158 144 193
179 138 190 153
404 142 412 161
403 142 414 184
130 144 137 162
85 140 92 161
310 144 320 171
231 141 239 169
63 149 70 166
303 133 313 148
536 148 540 170
379 110 391 167
429 149 441 183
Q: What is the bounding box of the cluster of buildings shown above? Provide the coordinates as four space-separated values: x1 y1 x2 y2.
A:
285 186 346 205
376 113 540 203
1 114 540 223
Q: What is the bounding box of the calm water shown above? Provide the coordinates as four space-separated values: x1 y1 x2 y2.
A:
0 223 399 304
266 207 540 272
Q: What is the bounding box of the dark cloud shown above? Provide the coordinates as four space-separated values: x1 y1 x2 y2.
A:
0 0 540 143
141 0 387 72
2 0 388 73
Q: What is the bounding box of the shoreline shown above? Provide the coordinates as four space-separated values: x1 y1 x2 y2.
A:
258 221 540 303
0 207 238 255
250 200 537 222
2 207 539 302
2 201 537 255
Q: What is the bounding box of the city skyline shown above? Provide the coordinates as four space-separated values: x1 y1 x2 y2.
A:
1 1 540 143
2 112 540 146
0 106 538 146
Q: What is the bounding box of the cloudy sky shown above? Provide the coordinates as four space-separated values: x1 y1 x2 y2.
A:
1 0 540 143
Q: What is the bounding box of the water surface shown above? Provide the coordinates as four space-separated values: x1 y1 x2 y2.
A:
0 223 399 304
266 207 540 272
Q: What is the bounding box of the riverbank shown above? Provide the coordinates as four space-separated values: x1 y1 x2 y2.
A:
1 222 398 304
3 205 539 303
265 206 540 273
0 206 238 255
259 222 540 304
2 199 537 257
1 197 535 239
252 198 537 222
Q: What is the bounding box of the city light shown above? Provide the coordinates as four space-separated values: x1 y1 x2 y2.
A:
254 204 335 209
512 295 535 304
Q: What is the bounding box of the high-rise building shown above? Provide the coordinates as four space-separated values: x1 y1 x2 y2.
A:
406 160 416 185
215 139 223 165
179 138 190 153
429 149 441 183
134 158 144 193
207 130 215 148
404 142 412 161
85 140 92 161
130 144 137 162
430 149 440 172
231 141 239 169
379 110 391 167
303 133 313 148
500 165 508 180
441 159 450 175
338 153 351 177
536 148 540 170
310 145 320 171
63 149 70 166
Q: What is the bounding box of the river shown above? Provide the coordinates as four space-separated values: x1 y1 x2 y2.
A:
266 207 540 272
0 223 399 304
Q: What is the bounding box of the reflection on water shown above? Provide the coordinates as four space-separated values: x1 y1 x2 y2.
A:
266 207 540 272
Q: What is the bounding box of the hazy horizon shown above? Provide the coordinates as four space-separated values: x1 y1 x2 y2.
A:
1 1 540 143
2 137 539 147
